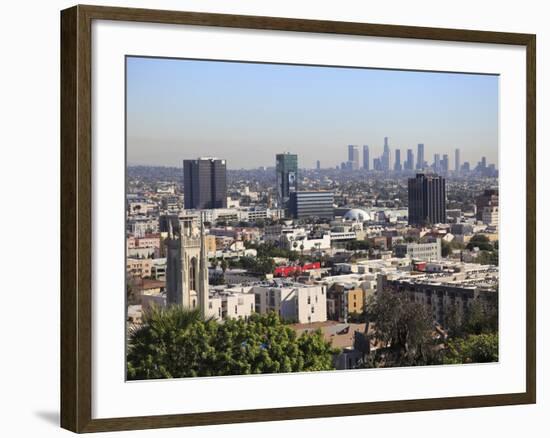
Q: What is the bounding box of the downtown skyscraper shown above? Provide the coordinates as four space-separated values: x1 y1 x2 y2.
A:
408 173 446 226
381 137 391 171
416 143 425 170
405 149 414 171
363 145 370 170
455 148 461 173
394 149 402 171
347 145 360 170
433 153 441 172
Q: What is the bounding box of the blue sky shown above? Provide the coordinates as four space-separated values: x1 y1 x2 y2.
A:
126 56 498 169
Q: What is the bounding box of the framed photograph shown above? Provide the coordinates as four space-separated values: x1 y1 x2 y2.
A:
60 4 536 433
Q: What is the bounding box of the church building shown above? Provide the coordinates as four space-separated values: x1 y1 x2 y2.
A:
165 215 209 318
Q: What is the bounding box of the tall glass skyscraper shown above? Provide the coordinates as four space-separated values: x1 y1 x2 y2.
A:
381 137 391 171
363 145 370 170
347 145 359 170
416 143 425 170
405 148 414 171
394 149 402 171
276 153 298 206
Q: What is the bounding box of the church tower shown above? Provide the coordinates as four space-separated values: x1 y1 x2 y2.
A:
166 214 209 314
198 217 209 318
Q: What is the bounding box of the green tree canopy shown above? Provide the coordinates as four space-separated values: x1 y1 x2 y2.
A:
445 300 498 338
443 333 498 364
345 240 372 251
127 308 337 380
366 290 435 367
246 242 300 261
467 234 494 251
441 239 465 257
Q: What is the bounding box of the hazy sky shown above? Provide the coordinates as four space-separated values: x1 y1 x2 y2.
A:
126 56 498 169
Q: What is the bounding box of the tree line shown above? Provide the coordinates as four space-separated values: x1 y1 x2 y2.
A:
127 308 337 380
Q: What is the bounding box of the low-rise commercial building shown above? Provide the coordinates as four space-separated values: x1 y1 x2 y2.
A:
288 191 334 219
394 239 441 260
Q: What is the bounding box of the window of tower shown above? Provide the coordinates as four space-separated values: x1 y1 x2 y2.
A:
189 257 197 291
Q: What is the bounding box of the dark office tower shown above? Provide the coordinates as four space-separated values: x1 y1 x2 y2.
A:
276 153 298 206
394 149 402 171
416 143 425 170
454 148 461 173
405 149 414 171
373 158 382 171
381 137 391 171
348 145 359 170
183 158 227 210
363 145 370 170
481 156 487 169
316 160 321 170
442 154 449 173
408 173 447 226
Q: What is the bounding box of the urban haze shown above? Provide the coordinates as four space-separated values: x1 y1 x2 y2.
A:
127 57 498 169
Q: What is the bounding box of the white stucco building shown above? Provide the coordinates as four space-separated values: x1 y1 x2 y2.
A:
252 283 327 323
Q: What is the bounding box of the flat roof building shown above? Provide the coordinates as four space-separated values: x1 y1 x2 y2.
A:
289 191 334 219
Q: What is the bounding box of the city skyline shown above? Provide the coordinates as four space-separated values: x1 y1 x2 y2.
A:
127 57 499 169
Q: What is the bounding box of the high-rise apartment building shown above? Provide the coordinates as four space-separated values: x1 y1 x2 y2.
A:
183 157 227 210
363 145 370 170
455 148 461 173
416 143 425 170
276 153 298 206
408 173 447 226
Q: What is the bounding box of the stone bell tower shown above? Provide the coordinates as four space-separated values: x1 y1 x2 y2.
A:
166 214 209 316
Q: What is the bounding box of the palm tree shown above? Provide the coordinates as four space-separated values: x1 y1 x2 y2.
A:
136 306 203 337
127 306 209 380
